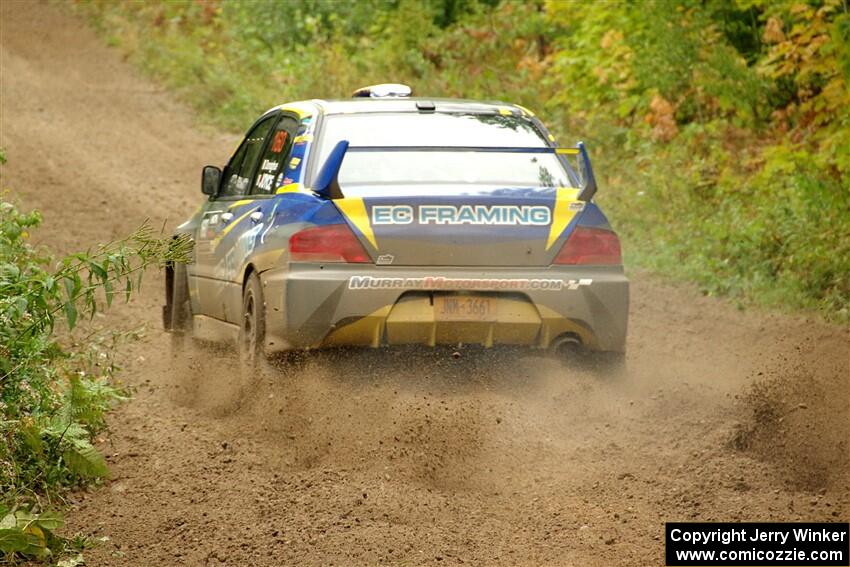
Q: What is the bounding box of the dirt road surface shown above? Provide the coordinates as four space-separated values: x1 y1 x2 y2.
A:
1 3 848 566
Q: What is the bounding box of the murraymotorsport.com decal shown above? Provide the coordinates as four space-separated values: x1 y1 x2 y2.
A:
371 204 552 226
348 276 592 291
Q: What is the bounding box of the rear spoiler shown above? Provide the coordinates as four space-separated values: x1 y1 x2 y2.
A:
556 142 597 202
313 141 598 201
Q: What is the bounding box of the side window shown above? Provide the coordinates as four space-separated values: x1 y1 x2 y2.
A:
252 115 299 195
219 115 277 198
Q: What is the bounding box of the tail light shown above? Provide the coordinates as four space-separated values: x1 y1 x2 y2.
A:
553 226 622 265
289 224 371 263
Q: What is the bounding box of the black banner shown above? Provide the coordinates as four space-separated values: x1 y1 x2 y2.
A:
666 522 849 566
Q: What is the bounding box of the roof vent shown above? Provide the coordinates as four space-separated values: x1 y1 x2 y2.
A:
351 83 412 98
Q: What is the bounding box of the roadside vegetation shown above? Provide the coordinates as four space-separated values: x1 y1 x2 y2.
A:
80 0 849 321
0 149 191 562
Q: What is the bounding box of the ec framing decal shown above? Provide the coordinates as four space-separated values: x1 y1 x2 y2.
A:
372 204 551 226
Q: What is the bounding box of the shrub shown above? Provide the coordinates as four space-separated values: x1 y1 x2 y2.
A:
0 180 191 561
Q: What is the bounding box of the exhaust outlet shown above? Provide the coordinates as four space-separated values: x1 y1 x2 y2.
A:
550 334 583 357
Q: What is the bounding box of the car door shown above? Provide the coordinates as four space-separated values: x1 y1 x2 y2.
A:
193 113 279 321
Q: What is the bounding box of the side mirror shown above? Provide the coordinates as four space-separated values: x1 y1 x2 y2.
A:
313 140 349 199
201 165 222 196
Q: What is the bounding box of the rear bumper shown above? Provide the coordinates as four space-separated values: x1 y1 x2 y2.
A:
262 264 628 353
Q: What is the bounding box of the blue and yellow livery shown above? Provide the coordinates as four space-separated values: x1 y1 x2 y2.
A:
165 86 628 374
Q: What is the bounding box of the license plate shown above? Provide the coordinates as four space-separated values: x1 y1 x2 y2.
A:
434 296 497 322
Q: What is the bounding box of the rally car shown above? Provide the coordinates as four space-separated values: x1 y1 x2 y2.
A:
164 84 628 372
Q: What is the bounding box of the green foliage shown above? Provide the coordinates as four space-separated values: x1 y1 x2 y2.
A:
79 0 849 320
541 0 850 319
0 506 66 560
0 187 192 561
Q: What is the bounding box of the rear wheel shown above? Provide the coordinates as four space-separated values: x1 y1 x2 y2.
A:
238 272 266 369
169 262 192 355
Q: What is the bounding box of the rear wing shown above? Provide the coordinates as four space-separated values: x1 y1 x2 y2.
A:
313 141 598 201
554 142 597 201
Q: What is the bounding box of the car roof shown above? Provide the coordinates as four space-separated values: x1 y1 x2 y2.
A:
321 98 530 116
269 98 535 118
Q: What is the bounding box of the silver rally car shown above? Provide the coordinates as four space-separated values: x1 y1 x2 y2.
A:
165 84 628 371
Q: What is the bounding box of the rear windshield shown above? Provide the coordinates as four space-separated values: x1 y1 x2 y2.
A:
315 113 574 195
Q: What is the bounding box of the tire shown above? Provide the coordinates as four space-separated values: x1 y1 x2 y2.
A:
238 272 266 368
170 262 192 354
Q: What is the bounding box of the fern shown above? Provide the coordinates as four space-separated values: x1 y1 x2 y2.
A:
62 440 110 480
